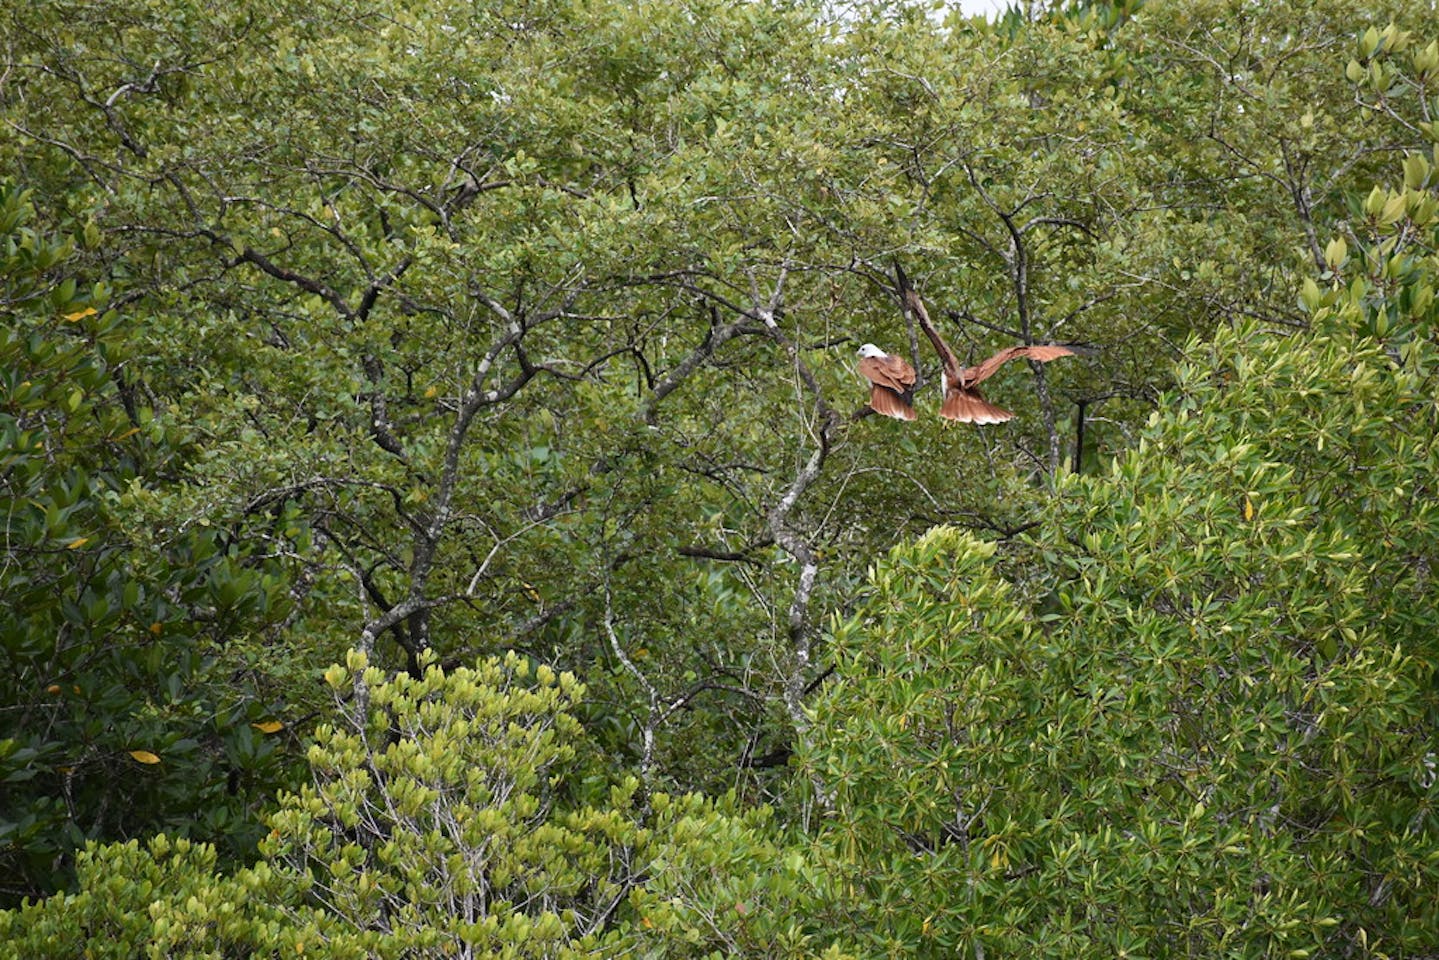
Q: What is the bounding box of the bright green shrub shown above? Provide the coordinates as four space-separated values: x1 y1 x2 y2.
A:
805 158 1439 957
0 835 339 960
2 652 849 958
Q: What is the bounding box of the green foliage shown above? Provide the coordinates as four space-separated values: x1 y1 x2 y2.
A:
276 651 631 956
0 835 306 960
0 182 301 904
10 0 1431 814
805 164 1439 956
0 652 846 958
269 650 841 957
5 0 1439 951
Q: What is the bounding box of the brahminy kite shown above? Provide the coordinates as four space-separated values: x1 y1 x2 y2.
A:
894 265 1075 424
856 343 918 421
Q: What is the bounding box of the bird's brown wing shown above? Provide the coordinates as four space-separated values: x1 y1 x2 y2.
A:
895 263 962 383
858 354 917 420
940 386 1013 424
858 354 916 393
961 344 1076 387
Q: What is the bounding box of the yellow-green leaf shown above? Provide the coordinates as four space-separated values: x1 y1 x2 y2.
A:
1359 26 1380 59
1404 153 1430 190
1380 193 1407 225
1324 236 1348 270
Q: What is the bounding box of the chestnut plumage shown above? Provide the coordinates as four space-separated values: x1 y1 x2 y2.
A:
894 266 1075 424
856 343 918 421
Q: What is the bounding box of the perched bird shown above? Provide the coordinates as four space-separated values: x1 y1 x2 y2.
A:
856 343 918 421
895 264 1075 424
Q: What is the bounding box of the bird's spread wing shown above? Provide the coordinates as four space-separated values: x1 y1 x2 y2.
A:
895 263 961 381
940 387 1013 424
962 344 1076 387
858 354 916 393
892 262 1076 423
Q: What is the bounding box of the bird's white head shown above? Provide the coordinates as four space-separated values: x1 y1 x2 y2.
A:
857 343 886 358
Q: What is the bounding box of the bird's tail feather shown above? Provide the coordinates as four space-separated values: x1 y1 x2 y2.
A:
941 388 1013 424
870 385 918 421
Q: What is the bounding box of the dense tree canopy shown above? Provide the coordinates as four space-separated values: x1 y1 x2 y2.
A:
808 294 1439 956
2 0 1437 955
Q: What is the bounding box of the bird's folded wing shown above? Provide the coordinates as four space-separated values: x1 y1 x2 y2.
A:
858 354 916 392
